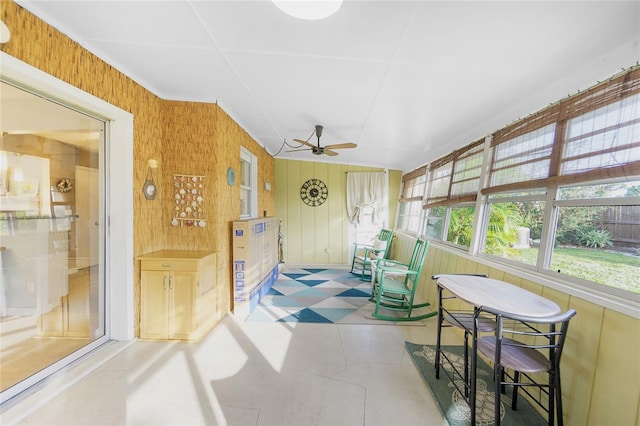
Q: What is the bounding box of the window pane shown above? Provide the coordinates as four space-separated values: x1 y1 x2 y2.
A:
240 158 250 187
424 206 445 239
558 180 640 200
446 206 475 247
429 163 451 199
406 201 422 232
398 200 422 233
403 174 426 199
239 148 257 218
483 200 544 266
451 144 483 197
490 189 546 199
562 94 640 175
490 124 555 186
397 202 409 229
551 204 640 294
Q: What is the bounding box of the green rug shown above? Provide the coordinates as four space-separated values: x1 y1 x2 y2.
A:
405 342 546 426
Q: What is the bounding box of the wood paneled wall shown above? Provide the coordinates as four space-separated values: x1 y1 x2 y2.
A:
1 1 274 332
274 158 401 265
392 232 640 426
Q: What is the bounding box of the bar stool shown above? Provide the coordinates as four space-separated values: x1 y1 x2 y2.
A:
433 274 495 397
477 307 577 426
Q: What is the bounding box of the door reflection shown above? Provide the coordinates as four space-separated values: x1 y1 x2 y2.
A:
0 81 104 396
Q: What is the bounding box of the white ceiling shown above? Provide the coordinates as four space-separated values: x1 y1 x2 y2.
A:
13 0 640 172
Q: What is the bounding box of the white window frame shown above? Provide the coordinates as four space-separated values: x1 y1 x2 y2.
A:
478 190 548 271
240 147 257 219
396 171 426 234
546 180 640 301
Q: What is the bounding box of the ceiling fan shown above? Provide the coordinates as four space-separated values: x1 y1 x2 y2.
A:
288 125 356 157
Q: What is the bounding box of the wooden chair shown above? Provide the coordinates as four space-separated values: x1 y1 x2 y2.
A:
350 228 394 281
477 307 577 426
369 238 435 321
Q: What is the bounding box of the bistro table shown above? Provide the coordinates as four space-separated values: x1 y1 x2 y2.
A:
434 274 561 425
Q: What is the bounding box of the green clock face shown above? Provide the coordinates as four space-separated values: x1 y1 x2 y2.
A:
300 179 328 207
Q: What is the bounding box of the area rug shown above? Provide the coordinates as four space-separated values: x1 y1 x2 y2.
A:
247 267 435 324
405 342 546 426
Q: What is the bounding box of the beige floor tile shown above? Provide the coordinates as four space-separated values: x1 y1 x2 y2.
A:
9 313 454 426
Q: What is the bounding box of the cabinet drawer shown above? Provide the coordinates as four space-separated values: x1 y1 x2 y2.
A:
140 259 198 272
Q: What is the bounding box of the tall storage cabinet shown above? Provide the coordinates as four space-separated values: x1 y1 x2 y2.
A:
137 250 216 341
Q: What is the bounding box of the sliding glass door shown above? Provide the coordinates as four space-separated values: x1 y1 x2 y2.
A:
0 80 106 399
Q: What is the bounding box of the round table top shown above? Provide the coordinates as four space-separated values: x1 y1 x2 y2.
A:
436 274 561 318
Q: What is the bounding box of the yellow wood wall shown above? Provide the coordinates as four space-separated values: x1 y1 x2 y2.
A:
1 1 274 333
391 232 640 426
274 158 401 265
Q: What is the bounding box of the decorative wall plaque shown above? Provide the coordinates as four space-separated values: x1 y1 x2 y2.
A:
171 174 206 227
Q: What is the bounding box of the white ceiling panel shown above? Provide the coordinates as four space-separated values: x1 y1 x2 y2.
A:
13 0 640 172
193 1 414 60
225 51 389 140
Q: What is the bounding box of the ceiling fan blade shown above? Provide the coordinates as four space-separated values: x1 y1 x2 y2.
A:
286 148 312 153
323 142 357 150
323 149 339 156
292 138 317 148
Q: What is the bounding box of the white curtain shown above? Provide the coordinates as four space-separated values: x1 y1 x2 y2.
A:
346 172 387 225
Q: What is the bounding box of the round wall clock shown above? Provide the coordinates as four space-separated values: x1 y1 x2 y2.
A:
300 179 328 207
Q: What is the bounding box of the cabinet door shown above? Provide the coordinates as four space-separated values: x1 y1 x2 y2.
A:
169 271 196 339
141 270 170 339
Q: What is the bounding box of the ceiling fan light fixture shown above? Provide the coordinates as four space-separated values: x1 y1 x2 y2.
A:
272 0 343 20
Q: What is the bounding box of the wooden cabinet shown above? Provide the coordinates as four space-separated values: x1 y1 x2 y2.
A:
138 250 216 341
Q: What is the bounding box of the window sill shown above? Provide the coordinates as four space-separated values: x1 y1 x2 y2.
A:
430 240 640 319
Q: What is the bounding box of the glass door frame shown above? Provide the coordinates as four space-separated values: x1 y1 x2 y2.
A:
0 52 135 405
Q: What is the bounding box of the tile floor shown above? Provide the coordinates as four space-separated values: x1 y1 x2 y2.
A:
2 274 462 426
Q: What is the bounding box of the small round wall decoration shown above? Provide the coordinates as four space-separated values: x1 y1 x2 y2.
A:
57 178 73 193
226 167 236 186
300 179 328 207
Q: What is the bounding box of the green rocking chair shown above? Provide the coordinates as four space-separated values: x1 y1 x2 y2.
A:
370 238 435 321
350 228 394 281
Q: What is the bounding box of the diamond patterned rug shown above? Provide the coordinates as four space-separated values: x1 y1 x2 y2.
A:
247 267 433 324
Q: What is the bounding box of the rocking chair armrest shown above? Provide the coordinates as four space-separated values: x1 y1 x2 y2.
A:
376 259 412 275
375 258 408 267
357 246 384 261
381 267 417 276
353 242 375 250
